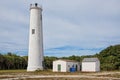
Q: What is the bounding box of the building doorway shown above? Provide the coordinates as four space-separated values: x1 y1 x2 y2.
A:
58 64 61 72
76 65 78 71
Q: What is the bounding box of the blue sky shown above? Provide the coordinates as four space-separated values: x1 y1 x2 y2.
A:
0 0 120 57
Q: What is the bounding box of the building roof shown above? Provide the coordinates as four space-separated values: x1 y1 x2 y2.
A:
82 58 99 62
54 59 78 62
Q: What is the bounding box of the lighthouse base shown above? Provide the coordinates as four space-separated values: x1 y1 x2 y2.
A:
27 66 43 71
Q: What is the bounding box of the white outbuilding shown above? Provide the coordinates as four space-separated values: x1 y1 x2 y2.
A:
82 58 100 72
53 60 80 72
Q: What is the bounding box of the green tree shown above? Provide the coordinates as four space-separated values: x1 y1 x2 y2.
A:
97 45 120 71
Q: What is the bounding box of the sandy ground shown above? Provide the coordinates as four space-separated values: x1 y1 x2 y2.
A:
0 71 120 80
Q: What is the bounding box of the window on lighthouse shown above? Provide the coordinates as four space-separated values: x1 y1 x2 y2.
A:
41 15 42 20
32 29 35 34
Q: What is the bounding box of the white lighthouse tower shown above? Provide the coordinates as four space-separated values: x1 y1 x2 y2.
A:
27 3 44 71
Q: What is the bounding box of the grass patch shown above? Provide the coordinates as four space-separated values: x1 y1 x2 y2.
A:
97 73 120 78
0 69 26 75
0 70 120 80
0 70 88 75
19 77 108 80
0 69 26 72
0 76 15 79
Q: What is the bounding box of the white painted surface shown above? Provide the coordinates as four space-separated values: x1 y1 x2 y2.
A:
82 61 100 72
96 61 100 71
53 60 67 72
66 62 80 71
27 4 43 71
53 60 80 72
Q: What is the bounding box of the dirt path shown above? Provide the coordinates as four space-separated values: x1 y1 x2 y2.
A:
0 71 120 80
0 74 120 80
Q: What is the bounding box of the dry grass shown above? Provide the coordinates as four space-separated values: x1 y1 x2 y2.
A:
0 70 120 80
0 76 14 79
0 70 90 75
96 73 120 78
19 78 108 80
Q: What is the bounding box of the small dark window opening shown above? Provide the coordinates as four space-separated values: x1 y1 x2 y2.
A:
41 15 42 20
32 29 35 34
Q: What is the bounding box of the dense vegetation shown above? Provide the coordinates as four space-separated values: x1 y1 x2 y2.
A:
0 53 27 70
97 45 120 71
0 44 120 71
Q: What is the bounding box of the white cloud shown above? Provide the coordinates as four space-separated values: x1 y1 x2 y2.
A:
42 0 120 57
0 0 29 52
43 13 120 48
0 0 120 56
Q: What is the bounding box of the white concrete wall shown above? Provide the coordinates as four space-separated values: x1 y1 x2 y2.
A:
27 4 43 71
53 60 80 72
96 61 100 72
82 62 96 72
66 62 73 72
66 62 80 72
53 60 67 72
